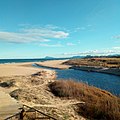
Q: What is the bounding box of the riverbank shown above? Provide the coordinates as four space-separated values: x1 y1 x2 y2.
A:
63 58 120 76
35 59 70 69
70 66 120 76
1 59 119 76
35 59 120 76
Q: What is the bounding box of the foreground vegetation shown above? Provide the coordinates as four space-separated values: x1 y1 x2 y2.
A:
49 80 120 120
63 58 120 68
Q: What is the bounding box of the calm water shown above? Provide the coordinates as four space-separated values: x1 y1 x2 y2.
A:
56 69 120 95
34 64 120 95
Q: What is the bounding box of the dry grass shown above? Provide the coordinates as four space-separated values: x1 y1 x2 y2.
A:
63 58 120 68
49 80 120 120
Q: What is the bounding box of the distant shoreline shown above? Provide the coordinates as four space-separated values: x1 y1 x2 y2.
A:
0 59 120 77
69 66 120 76
0 59 69 77
33 60 120 76
0 58 68 64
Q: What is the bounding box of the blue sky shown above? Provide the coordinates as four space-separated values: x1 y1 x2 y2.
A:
0 0 120 58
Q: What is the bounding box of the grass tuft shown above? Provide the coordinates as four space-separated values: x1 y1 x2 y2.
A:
49 80 120 120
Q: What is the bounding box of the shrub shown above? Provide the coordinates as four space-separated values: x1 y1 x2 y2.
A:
0 81 14 87
49 80 120 120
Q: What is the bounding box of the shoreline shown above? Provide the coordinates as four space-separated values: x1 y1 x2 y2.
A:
70 66 120 76
0 60 120 119
32 60 120 76
0 60 69 77
0 59 120 77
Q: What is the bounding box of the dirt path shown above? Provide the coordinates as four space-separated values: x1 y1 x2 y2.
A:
0 91 22 119
29 100 85 108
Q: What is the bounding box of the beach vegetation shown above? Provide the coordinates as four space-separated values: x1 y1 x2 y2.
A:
63 58 120 68
49 80 120 120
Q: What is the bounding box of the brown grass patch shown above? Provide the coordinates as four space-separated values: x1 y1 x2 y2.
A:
49 80 120 120
63 58 120 68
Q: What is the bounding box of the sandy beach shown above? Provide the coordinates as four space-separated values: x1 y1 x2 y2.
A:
0 60 120 119
0 63 40 77
0 60 69 77
0 60 84 120
35 59 70 69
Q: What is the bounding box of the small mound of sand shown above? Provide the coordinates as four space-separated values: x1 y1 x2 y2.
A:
31 70 56 80
30 70 56 85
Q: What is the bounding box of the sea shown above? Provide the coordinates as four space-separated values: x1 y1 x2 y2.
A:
0 58 66 64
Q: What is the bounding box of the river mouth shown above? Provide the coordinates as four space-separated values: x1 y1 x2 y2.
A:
33 63 120 96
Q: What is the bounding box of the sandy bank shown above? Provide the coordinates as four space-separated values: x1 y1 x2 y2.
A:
70 66 120 76
0 60 70 77
1 59 119 77
0 62 41 77
35 59 70 69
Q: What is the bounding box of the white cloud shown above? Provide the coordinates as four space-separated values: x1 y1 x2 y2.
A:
113 47 120 50
66 42 76 46
0 26 69 43
62 48 120 56
74 27 86 32
74 25 93 33
39 43 63 47
23 28 69 38
0 31 50 43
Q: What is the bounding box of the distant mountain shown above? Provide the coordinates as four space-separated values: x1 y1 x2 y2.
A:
70 56 85 59
83 54 120 58
44 56 55 59
44 56 85 59
107 54 120 58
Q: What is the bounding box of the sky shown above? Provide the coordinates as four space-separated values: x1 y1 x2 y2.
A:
0 0 120 58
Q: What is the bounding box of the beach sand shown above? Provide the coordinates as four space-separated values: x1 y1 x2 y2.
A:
0 63 40 77
0 60 69 77
0 60 84 120
35 59 70 69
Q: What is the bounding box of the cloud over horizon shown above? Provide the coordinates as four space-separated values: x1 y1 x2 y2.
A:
62 48 120 56
0 26 69 43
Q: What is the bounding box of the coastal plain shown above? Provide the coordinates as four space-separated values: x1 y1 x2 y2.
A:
0 59 120 120
0 60 85 120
